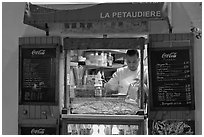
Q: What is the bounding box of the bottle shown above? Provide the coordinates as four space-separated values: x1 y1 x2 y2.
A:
89 53 95 65
71 124 78 135
94 52 99 66
92 125 99 135
112 125 119 135
98 125 105 135
118 125 124 135
131 125 138 135
107 52 113 67
105 125 112 135
125 125 131 135
83 70 88 85
98 52 103 66
104 53 107 66
86 124 92 135
67 124 72 135
94 71 102 97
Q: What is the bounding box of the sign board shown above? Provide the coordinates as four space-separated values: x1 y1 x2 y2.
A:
19 45 59 104
23 2 169 31
149 119 195 135
20 126 57 135
148 47 195 110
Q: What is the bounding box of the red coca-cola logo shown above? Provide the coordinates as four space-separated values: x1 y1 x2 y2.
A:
31 49 45 55
162 52 177 59
31 128 45 135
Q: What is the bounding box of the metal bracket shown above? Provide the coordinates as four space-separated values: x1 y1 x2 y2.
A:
45 23 49 36
166 17 173 33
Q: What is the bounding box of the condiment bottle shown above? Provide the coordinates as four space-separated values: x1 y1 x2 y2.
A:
94 71 103 97
67 124 72 135
92 125 99 135
94 52 99 66
107 52 113 67
98 52 103 66
125 125 131 135
98 125 105 135
104 53 107 66
112 125 119 135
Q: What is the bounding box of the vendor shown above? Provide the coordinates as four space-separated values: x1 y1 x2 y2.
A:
104 49 148 98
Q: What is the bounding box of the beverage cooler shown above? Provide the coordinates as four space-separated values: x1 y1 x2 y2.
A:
61 37 148 135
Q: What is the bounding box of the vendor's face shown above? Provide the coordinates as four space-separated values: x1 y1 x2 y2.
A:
126 55 139 71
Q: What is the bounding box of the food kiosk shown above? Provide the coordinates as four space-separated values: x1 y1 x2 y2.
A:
18 2 196 135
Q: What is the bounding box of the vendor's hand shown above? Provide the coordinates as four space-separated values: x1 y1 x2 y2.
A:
104 83 118 96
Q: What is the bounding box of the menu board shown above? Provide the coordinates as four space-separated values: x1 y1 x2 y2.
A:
20 47 57 104
149 48 194 110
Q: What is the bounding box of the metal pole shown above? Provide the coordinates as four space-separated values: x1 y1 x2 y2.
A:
63 50 67 109
140 44 144 109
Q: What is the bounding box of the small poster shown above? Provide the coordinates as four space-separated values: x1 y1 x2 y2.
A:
149 119 195 135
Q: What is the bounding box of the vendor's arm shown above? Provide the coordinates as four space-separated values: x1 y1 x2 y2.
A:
104 70 120 95
143 66 149 97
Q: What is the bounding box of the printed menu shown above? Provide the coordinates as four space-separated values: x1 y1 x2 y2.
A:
149 48 194 109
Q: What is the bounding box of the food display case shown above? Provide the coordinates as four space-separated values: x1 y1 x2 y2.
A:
61 37 148 135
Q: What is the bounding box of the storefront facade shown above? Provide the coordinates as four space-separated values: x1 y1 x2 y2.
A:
2 2 202 135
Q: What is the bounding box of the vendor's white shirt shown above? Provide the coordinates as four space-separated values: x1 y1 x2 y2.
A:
107 65 148 94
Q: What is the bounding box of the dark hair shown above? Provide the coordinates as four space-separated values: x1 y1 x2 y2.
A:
126 50 139 58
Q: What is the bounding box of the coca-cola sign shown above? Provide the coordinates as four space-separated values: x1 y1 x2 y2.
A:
31 49 46 56
31 128 45 135
22 48 56 58
162 52 177 59
21 127 56 135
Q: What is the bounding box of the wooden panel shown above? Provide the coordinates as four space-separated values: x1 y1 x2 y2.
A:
46 37 53 44
149 110 194 120
52 37 60 45
24 105 30 119
19 105 30 120
29 37 36 44
163 34 169 41
150 33 193 42
40 106 46 119
19 119 58 125
148 33 195 135
19 38 24 45
41 37 47 44
35 105 41 119
40 106 50 119
35 37 41 44
170 33 176 40
29 105 36 119
19 37 61 45
51 106 59 119
64 38 145 50
24 37 30 44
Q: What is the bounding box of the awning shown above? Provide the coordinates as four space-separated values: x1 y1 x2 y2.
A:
24 2 169 33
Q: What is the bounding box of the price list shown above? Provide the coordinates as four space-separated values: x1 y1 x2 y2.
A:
22 58 53 102
150 49 194 109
